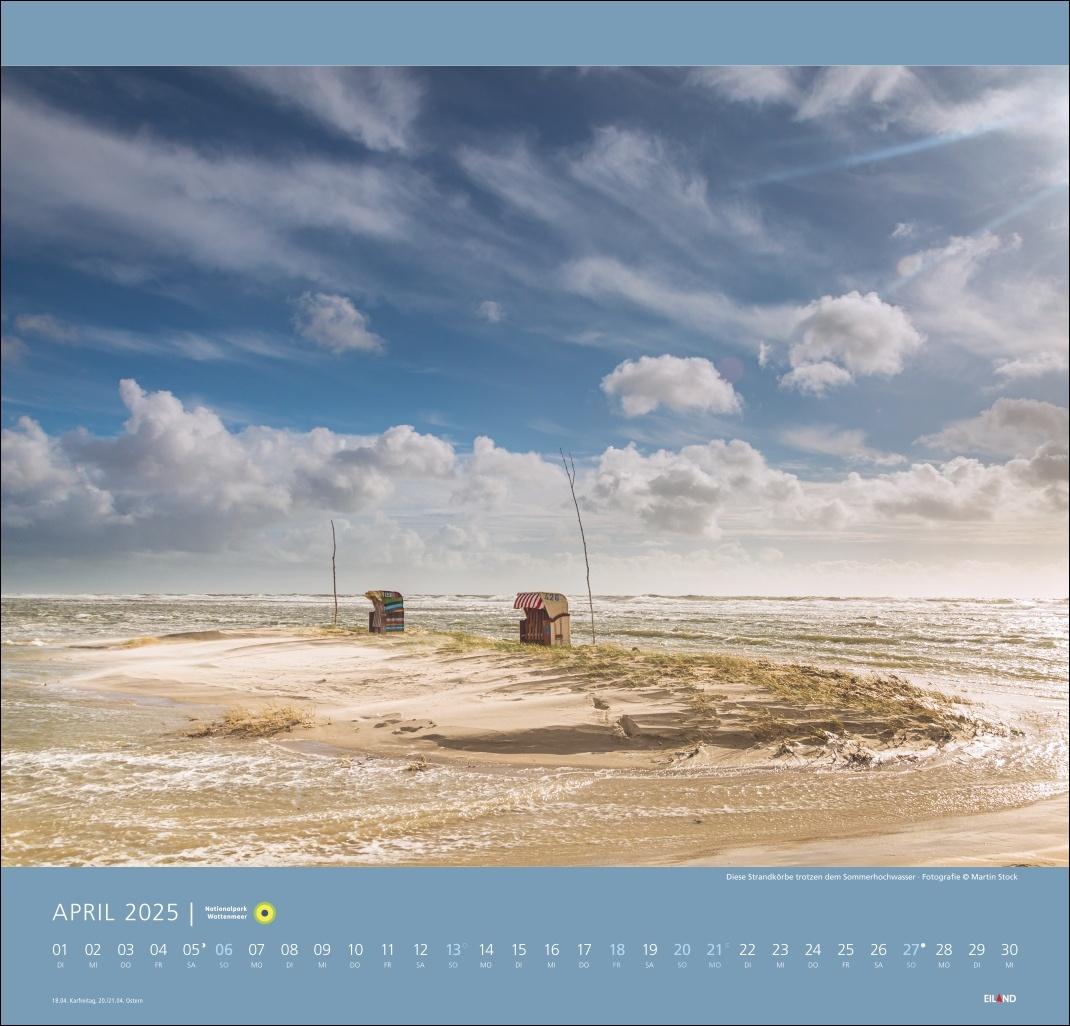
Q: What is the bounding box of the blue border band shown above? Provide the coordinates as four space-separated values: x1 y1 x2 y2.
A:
2 1 1068 67
3 866 1068 1025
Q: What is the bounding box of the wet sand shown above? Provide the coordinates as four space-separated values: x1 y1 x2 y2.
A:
687 798 1068 867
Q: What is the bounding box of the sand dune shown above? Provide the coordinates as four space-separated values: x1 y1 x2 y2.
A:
70 628 996 770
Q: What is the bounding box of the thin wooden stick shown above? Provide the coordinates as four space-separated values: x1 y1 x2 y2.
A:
561 449 596 645
330 519 338 626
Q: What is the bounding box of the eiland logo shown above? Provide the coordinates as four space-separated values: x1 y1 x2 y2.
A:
984 993 1017 1004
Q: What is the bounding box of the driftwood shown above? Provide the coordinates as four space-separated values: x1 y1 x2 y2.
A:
561 450 596 645
330 519 338 625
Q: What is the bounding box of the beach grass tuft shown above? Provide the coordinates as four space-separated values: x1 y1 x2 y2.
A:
186 703 313 739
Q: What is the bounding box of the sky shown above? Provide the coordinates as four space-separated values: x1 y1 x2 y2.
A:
1 65 1068 597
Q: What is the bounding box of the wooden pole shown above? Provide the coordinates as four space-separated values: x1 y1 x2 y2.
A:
330 519 338 626
561 450 596 645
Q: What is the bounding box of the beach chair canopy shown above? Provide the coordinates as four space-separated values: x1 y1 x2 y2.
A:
514 591 569 619
365 590 403 604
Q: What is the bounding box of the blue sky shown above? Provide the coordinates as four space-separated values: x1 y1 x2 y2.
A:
2 66 1067 595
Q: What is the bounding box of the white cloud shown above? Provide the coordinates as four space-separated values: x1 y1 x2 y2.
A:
780 290 923 394
1 336 27 366
590 429 1065 539
903 67 1068 169
1 312 300 364
3 382 1066 570
994 351 1069 380
2 380 454 554
457 436 566 509
457 127 780 264
891 221 916 239
566 260 922 397
780 425 906 466
456 141 574 224
13 313 79 342
845 449 1067 520
568 126 775 250
778 361 854 396
691 67 1068 186
1 92 418 285
293 292 383 353
233 67 422 153
895 233 1068 364
565 256 792 342
687 66 799 105
691 66 1066 143
477 300 504 323
918 398 1068 457
593 439 807 537
601 354 742 417
690 65 917 121
790 290 923 376
795 66 914 121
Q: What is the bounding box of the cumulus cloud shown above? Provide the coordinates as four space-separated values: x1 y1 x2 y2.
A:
565 260 921 397
589 430 1066 540
780 425 906 466
233 67 423 153
918 398 1069 457
477 300 504 323
845 448 1068 520
2 380 454 555
592 439 807 537
457 436 566 509
778 361 854 396
779 291 923 394
601 354 742 417
293 292 383 353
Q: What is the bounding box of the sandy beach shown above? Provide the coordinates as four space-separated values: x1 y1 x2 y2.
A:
69 629 997 767
8 623 1061 868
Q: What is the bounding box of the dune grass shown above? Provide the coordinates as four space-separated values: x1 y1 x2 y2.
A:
186 703 313 739
417 629 992 741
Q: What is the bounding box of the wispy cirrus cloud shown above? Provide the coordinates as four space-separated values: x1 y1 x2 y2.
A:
780 424 906 466
232 67 424 153
1 91 418 286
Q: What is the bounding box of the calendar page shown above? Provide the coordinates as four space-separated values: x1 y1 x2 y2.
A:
1 4 1067 1025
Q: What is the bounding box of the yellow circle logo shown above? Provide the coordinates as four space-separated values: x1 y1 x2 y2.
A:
253 902 276 925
